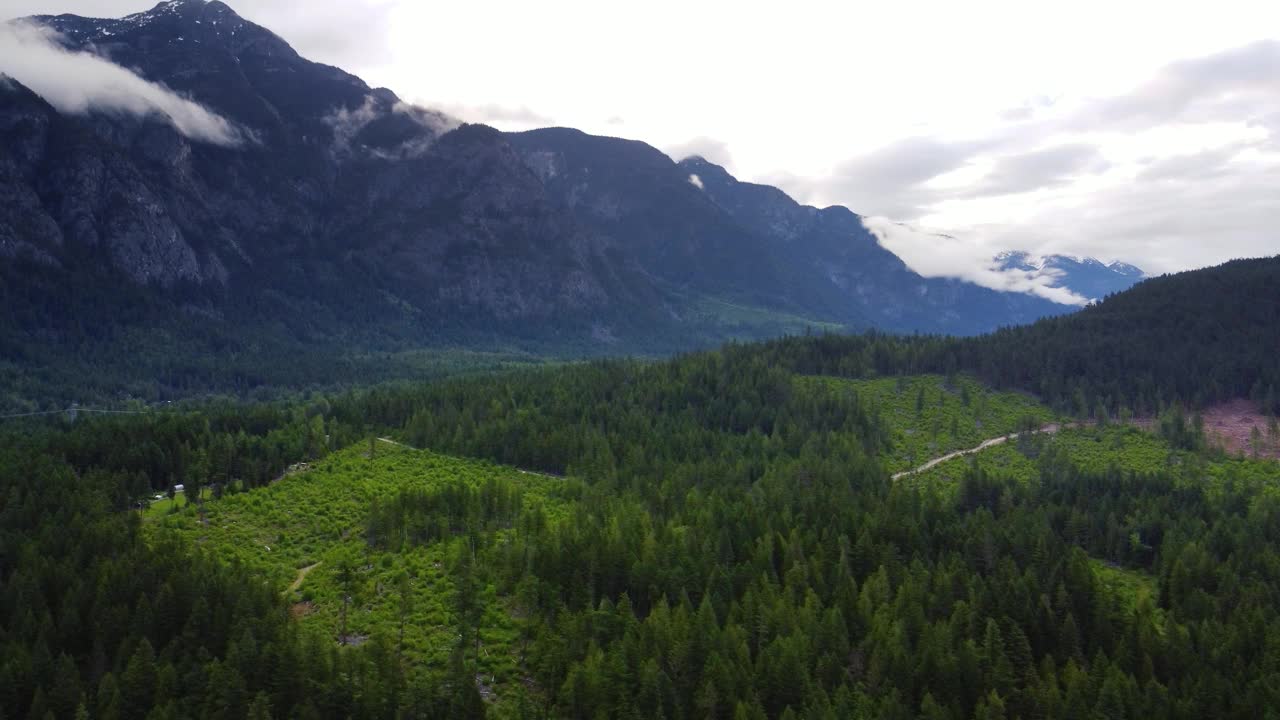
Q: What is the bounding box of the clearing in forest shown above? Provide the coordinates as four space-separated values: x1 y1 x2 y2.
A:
798 374 1057 474
1196 399 1280 460
147 440 574 707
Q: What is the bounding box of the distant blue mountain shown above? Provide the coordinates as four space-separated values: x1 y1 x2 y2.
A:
995 251 1145 302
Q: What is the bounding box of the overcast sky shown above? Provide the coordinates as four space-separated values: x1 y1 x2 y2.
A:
4 0 1280 282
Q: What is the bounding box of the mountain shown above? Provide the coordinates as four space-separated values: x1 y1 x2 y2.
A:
503 131 1073 333
673 156 1073 332
6 0 659 332
1 0 1079 406
995 250 1145 301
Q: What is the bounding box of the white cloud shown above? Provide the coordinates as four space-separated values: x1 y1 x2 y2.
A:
775 39 1280 277
687 173 703 190
429 101 553 131
0 20 242 146
662 136 735 172
861 217 1091 306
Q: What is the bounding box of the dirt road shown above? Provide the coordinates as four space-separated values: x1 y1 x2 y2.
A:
891 423 1069 481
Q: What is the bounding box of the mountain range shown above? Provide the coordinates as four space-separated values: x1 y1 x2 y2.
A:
0 0 1137 403
994 251 1145 302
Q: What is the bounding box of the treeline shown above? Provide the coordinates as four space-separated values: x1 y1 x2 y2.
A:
2 400 359 504
366 478 525 551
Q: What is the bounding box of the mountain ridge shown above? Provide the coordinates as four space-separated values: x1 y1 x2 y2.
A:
1 0 1085 406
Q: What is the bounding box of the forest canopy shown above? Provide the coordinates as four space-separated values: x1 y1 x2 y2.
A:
2 256 1279 718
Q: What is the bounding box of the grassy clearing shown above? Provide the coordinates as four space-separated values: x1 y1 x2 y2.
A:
148 441 573 706
1090 559 1165 628
143 486 213 518
799 374 1057 473
1091 559 1156 605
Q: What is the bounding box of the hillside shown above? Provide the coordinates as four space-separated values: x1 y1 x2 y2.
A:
751 255 1280 417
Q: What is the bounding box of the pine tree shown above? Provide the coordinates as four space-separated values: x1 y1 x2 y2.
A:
120 639 157 719
247 692 273 720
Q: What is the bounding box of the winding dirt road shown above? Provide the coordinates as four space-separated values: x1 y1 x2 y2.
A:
891 423 1069 481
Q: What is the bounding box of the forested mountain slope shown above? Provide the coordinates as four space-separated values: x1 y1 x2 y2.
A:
754 256 1280 416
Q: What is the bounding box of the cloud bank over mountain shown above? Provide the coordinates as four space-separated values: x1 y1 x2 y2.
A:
0 20 242 145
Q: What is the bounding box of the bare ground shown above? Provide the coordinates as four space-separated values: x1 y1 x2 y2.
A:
1198 399 1280 459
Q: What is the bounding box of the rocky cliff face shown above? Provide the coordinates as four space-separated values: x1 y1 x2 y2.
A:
4 0 656 340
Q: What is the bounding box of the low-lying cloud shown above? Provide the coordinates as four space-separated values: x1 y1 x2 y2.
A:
663 136 736 172
861 217 1091 306
324 94 460 159
432 102 555 132
0 20 242 146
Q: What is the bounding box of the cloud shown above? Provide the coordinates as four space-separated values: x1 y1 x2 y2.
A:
773 140 1108 216
964 143 1109 198
324 96 383 151
0 20 242 145
430 102 554 130
976 155 1280 274
1133 142 1253 182
769 136 989 219
861 217 1090 306
662 136 735 172
778 39 1280 279
1077 40 1280 133
324 94 460 159
243 0 401 72
688 173 704 190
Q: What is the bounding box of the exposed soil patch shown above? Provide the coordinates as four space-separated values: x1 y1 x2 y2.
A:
1125 399 1276 460
1199 399 1280 459
290 601 315 619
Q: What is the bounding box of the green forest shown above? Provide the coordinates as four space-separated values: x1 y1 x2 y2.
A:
3 257 1280 719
